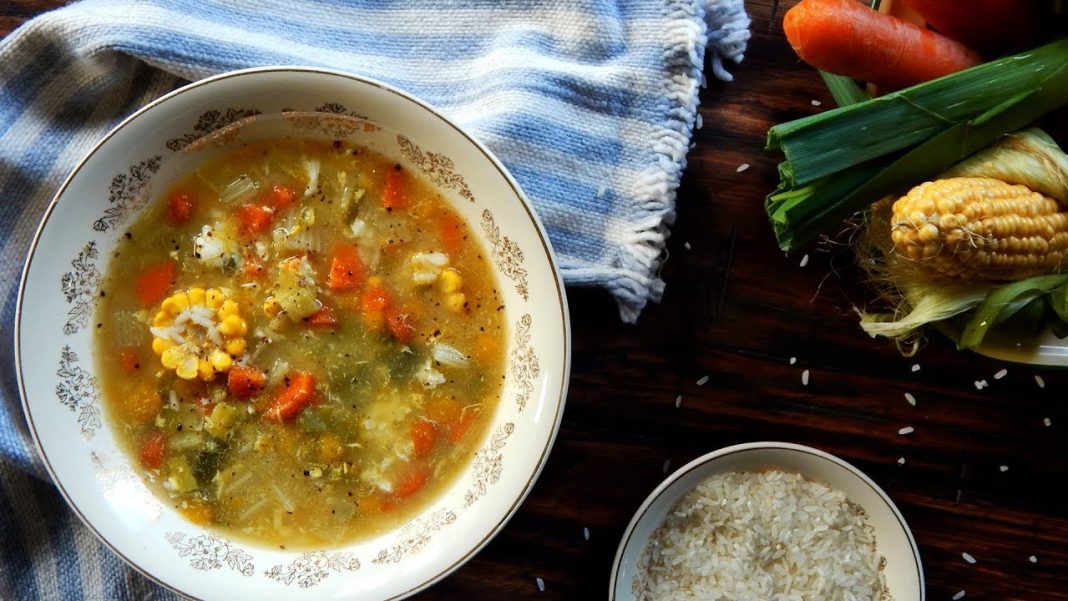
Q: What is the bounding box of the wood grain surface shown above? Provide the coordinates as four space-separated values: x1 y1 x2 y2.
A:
4 1 1067 600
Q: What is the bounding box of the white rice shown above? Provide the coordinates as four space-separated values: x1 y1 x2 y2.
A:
634 470 883 601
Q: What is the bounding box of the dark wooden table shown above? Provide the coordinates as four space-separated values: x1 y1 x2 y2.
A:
5 2 1068 600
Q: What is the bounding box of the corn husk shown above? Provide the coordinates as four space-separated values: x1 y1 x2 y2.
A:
857 129 1068 349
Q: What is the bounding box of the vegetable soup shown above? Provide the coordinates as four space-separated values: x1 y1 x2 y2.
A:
94 138 506 548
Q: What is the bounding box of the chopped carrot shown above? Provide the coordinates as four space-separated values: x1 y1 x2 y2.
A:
139 431 166 469
361 286 390 313
123 391 163 424
381 167 407 210
167 191 196 225
235 203 275 237
327 245 364 291
264 371 316 422
135 260 176 306
392 464 430 498
269 184 297 211
386 310 415 343
439 212 464 254
411 420 435 458
304 306 338 329
119 348 140 374
228 365 266 399
783 0 982 91
243 254 266 279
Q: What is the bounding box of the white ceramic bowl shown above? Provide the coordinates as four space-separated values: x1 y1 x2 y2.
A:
16 67 570 600
611 442 924 601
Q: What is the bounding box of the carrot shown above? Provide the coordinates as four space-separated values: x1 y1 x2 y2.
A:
385 310 415 343
783 0 982 91
392 464 429 498
327 245 364 291
900 0 1040 53
410 420 435 458
167 191 196 225
361 286 390 313
381 167 407 210
438 212 464 254
242 253 266 279
264 371 316 422
235 204 275 237
304 306 338 329
228 365 266 399
135 260 176 306
124 390 163 424
269 184 297 211
119 348 140 374
139 431 166 469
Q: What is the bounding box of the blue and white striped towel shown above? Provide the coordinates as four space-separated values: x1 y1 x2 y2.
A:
0 1 749 598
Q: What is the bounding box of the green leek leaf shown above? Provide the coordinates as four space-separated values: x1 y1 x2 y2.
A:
958 275 1068 350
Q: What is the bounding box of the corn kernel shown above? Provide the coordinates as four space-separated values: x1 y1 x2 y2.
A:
263 297 282 317
218 299 240 319
152 337 173 355
152 311 171 327
160 347 182 369
198 358 214 380
205 288 225 309
187 287 206 306
225 338 247 356
445 292 467 313
210 349 232 372
439 269 462 293
218 315 247 336
176 355 199 380
161 292 190 315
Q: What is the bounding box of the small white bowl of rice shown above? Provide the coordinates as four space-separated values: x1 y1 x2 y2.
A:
610 442 924 601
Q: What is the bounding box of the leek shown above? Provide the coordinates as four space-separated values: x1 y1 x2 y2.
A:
767 38 1068 252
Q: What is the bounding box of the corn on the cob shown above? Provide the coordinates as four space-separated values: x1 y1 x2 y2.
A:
150 287 248 380
889 177 1068 281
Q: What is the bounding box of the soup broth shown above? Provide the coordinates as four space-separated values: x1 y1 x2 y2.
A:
95 138 505 548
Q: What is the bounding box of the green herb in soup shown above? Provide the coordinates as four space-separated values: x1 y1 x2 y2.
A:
95 139 506 547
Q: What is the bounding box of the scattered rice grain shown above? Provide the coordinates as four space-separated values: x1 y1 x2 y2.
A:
1044 417 1052 427
994 369 1008 380
897 457 906 465
904 392 916 406
736 163 750 173
962 552 977 564
1030 555 1038 563
583 527 590 541
953 591 966 600
799 254 810 267
911 364 921 372
999 465 1009 472
536 577 545 592
674 395 683 409
683 241 691 250
898 426 914 435
662 459 672 474
696 375 709 386
1035 375 1045 388
811 99 822 106
696 113 704 130
801 369 810 386
789 356 797 365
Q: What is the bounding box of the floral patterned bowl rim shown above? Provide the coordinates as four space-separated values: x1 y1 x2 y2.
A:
610 442 924 601
15 67 570 600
